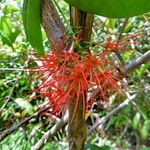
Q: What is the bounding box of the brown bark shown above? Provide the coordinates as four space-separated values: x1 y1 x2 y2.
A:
40 0 66 51
68 96 87 150
70 6 94 42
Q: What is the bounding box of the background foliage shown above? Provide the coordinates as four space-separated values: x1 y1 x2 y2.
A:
0 0 150 149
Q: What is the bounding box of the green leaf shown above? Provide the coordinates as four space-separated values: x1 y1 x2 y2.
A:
22 0 44 54
9 29 20 44
65 0 150 18
132 112 141 129
124 21 132 33
3 5 18 14
42 143 58 150
140 120 150 139
135 64 150 78
0 16 20 46
105 19 116 30
122 50 135 62
0 29 12 46
0 16 12 37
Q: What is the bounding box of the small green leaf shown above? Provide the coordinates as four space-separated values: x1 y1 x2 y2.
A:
9 29 20 44
105 19 116 30
0 29 12 46
0 16 12 37
124 22 132 33
3 5 18 14
0 16 20 46
132 112 141 129
122 50 135 62
140 120 150 139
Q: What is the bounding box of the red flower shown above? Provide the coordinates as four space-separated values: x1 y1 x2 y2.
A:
28 34 135 121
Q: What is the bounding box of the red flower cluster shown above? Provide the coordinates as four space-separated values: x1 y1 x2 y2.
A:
30 39 126 120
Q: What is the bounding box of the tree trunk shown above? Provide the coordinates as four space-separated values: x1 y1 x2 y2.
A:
40 0 65 51
68 95 87 150
69 6 94 150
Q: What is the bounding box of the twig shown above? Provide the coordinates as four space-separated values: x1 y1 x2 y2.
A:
31 93 137 149
115 18 129 65
0 68 42 71
69 6 94 150
117 18 129 41
32 113 68 150
53 0 68 24
0 106 50 142
88 94 137 135
123 50 150 73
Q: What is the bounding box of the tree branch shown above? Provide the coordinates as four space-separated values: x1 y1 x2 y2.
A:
124 50 150 73
32 94 137 149
70 6 94 43
32 113 68 150
115 18 129 64
117 18 129 41
0 106 50 142
88 94 137 135
0 68 41 71
69 6 94 150
40 0 66 51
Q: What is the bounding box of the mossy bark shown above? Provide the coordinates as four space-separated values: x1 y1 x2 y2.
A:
68 96 87 150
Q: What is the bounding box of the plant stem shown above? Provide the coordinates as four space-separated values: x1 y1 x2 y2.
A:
69 6 94 150
68 96 87 150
